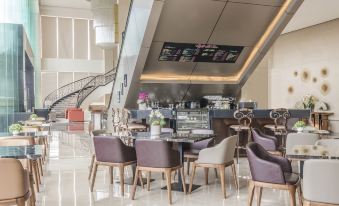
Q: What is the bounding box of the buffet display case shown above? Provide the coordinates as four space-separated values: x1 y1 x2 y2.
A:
176 109 209 131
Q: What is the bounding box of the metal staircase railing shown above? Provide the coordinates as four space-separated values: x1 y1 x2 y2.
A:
76 68 116 107
43 76 94 108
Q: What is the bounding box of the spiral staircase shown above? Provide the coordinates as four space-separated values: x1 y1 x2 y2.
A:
43 69 116 118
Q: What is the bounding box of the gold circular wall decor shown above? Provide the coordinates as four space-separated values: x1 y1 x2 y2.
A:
313 77 317 83
321 67 328 77
294 71 298 77
320 82 330 96
301 70 310 81
288 86 294 94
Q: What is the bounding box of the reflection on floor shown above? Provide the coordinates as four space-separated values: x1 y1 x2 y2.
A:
36 123 299 206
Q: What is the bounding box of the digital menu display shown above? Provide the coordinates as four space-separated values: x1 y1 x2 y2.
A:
158 42 243 63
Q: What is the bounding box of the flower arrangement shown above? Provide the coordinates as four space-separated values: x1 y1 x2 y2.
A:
9 123 23 134
30 114 38 120
294 121 306 128
137 92 149 104
302 94 316 110
149 109 166 126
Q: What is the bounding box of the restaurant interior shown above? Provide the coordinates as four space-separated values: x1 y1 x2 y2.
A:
1 0 339 205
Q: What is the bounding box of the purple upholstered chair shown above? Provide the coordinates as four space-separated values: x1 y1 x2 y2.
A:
246 143 302 206
90 136 137 196
131 140 185 204
251 128 282 156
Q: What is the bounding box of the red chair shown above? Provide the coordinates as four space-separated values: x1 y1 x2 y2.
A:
65 108 84 122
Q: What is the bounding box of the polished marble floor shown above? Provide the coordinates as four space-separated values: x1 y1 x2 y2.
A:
36 126 300 206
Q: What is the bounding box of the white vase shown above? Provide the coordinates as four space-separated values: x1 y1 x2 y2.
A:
12 131 20 135
138 103 146 110
150 125 161 137
296 127 304 133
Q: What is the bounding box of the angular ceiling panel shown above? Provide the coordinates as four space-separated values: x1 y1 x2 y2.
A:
153 0 226 43
229 0 284 7
208 2 280 46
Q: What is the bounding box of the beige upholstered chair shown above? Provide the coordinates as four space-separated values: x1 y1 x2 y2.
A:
0 158 32 206
286 133 320 155
303 160 339 206
188 135 238 199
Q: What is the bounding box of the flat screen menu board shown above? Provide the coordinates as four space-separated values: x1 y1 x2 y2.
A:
158 42 243 63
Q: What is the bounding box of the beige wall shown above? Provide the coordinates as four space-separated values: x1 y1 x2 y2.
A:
268 19 339 131
241 55 269 109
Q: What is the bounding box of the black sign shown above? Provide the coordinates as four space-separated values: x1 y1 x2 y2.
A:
158 42 243 63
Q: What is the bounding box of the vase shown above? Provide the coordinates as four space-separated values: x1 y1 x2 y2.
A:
12 131 19 135
150 125 161 137
138 103 147 110
296 127 304 133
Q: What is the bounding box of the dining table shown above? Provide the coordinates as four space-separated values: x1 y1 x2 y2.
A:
127 132 216 192
0 145 43 160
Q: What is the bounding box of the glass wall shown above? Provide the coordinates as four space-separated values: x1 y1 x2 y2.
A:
0 0 40 134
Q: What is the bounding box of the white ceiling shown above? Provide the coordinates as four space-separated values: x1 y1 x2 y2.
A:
283 0 339 33
39 0 91 9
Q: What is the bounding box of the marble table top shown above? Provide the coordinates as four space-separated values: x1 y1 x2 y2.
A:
0 145 43 160
129 132 215 143
286 145 339 160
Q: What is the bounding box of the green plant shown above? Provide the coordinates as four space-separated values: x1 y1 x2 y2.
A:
294 120 306 128
9 123 23 133
149 110 166 126
30 114 38 120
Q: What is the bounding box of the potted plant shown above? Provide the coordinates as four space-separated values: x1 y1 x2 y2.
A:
30 114 38 120
302 94 316 111
294 120 306 133
137 92 149 110
149 109 166 137
9 123 23 135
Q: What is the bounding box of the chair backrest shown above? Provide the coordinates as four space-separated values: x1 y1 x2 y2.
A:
303 160 339 204
247 142 290 184
191 129 214 135
93 136 134 163
315 139 339 151
0 158 29 200
233 108 254 127
220 135 237 164
251 128 278 151
91 130 107 137
269 108 290 129
135 140 180 168
161 128 174 133
286 133 319 154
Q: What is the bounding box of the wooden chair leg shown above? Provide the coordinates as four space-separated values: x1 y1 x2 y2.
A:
109 166 114 184
248 180 255 206
297 185 303 206
219 165 226 199
90 162 98 192
34 161 41 185
256 187 263 206
187 158 191 175
214 168 218 179
188 163 197 194
32 163 40 192
16 198 25 206
147 172 151 191
131 167 139 200
165 169 172 204
88 154 95 180
29 174 36 206
162 172 165 180
38 158 43 176
139 172 144 189
231 163 239 189
288 186 297 206
119 165 125 196
180 167 186 194
204 167 209 185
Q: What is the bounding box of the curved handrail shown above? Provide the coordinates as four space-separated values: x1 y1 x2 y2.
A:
107 0 134 109
76 68 116 107
43 75 95 108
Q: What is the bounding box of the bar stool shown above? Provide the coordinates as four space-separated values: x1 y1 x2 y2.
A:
264 108 290 148
229 108 254 163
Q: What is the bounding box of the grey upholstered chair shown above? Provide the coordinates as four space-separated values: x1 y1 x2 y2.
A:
88 130 108 180
188 135 238 199
286 133 320 155
0 158 32 206
303 160 339 206
252 128 282 155
90 136 137 196
131 140 185 204
184 129 214 175
246 143 302 206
